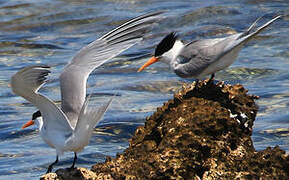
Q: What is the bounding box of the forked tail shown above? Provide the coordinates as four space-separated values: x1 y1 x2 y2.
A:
239 15 282 42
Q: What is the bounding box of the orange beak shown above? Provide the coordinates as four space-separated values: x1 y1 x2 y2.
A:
21 120 34 129
137 56 159 72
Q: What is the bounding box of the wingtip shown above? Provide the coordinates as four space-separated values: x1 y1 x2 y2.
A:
100 10 165 41
41 65 51 69
33 64 51 69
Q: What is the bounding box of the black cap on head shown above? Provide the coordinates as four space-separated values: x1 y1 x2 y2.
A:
154 32 178 57
32 110 42 120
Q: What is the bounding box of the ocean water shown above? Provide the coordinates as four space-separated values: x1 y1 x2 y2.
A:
0 0 288 179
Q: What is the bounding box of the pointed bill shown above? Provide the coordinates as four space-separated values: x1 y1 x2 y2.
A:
137 56 159 72
21 120 34 129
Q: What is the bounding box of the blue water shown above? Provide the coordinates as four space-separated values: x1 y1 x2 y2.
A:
0 0 288 179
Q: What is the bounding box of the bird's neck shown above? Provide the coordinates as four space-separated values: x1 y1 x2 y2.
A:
35 117 44 131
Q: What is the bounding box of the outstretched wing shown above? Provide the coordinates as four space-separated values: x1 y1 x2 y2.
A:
60 11 164 127
11 66 73 132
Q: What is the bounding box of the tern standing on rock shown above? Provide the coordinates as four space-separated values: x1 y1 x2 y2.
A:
11 11 163 173
138 15 281 83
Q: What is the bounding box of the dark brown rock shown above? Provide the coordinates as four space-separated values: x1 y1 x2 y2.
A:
40 168 113 180
40 80 289 179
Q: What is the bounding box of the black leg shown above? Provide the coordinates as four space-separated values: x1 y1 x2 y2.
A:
70 152 77 169
46 156 58 174
208 73 215 83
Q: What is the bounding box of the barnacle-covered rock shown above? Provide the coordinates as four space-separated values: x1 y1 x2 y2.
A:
41 80 289 179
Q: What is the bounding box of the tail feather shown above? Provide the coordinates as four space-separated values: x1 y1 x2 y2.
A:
241 15 282 43
219 15 281 59
212 15 281 67
239 15 265 39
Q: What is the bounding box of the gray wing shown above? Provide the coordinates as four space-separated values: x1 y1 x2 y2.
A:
60 11 163 127
173 37 231 78
173 15 281 78
11 66 73 132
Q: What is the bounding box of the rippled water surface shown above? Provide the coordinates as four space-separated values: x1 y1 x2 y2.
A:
0 0 288 179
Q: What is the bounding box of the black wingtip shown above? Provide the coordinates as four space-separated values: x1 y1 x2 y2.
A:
30 64 51 69
38 64 51 69
101 10 165 40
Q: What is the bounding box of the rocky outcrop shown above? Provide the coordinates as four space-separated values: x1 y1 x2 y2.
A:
40 80 289 180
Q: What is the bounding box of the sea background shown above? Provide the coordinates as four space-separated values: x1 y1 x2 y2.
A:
0 0 288 179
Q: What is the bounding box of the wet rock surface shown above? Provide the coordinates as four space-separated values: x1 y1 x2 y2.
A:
40 80 289 179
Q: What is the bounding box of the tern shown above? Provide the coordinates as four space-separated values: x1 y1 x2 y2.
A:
138 15 281 83
11 11 163 173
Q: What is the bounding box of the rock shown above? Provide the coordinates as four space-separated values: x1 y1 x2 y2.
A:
40 167 113 180
40 80 289 179
40 173 58 180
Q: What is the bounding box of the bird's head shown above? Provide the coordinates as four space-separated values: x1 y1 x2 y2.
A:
22 110 42 129
138 32 178 72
